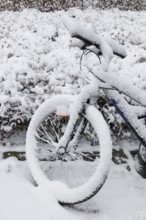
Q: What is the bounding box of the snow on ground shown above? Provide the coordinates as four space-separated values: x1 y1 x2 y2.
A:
0 158 84 220
0 158 146 220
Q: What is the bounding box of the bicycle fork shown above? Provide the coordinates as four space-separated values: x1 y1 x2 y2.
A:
56 80 99 155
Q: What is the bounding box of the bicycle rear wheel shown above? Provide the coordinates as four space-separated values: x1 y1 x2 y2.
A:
26 95 112 204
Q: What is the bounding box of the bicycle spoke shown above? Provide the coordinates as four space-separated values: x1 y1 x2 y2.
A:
35 131 51 144
49 118 59 142
39 125 55 145
41 161 51 170
78 152 95 161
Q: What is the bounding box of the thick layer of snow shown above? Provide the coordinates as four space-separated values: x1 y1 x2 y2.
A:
0 158 145 220
62 15 114 71
0 159 84 220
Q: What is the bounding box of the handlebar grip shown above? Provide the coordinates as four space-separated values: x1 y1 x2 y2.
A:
62 15 127 59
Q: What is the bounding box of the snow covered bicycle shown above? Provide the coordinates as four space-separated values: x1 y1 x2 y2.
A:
26 16 146 205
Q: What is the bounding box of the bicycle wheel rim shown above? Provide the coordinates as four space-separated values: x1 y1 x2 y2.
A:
26 95 112 204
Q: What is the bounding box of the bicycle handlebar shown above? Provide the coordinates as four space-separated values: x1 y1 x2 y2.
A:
70 32 127 59
62 15 127 69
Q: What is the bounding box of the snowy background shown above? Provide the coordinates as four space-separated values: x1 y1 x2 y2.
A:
0 7 146 220
0 8 146 144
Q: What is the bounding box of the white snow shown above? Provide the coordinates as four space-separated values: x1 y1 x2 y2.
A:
0 158 145 220
0 6 146 220
62 15 114 71
0 159 84 220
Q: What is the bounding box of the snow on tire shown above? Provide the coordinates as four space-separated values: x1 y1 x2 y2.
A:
26 95 112 204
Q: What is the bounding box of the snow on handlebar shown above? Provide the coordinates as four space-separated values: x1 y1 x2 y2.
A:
62 15 127 71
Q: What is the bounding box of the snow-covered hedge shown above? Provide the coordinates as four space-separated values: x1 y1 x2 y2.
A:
0 8 146 143
0 0 145 11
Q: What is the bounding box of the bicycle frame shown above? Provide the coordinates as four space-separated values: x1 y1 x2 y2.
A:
104 86 146 167
110 98 146 147
105 88 146 141
57 69 146 159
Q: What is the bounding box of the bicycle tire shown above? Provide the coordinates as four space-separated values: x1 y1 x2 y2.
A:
26 94 112 205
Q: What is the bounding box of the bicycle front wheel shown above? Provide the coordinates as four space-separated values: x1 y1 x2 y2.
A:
26 95 112 205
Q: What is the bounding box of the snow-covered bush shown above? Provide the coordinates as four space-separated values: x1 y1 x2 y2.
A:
0 9 146 143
